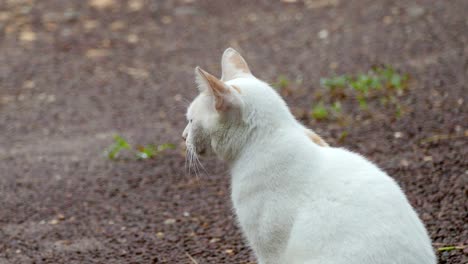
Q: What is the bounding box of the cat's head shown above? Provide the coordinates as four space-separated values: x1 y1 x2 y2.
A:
182 48 294 161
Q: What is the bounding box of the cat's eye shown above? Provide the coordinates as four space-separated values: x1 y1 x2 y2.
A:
189 119 193 123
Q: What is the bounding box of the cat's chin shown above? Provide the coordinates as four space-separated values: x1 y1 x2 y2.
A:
197 148 207 156
196 147 215 157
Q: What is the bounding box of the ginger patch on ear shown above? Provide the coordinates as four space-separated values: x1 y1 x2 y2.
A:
230 55 250 73
232 85 242 94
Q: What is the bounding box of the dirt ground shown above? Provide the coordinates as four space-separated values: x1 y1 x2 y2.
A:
0 0 467 263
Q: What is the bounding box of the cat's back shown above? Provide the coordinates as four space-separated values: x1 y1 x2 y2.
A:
284 145 436 264
234 130 436 264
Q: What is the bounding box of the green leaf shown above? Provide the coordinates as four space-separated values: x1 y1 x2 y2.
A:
357 96 368 109
274 75 290 90
370 76 382 90
437 246 464 252
320 75 348 90
136 143 175 159
106 134 131 160
331 101 342 113
338 131 348 142
114 135 130 149
311 103 329 121
136 145 156 159
158 143 176 152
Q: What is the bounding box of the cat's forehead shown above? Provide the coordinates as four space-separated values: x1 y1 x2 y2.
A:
186 94 209 118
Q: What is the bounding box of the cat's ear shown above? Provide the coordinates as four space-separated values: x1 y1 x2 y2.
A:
195 67 240 112
221 47 253 81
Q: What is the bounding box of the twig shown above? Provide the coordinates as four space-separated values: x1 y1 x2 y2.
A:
185 252 199 264
437 245 466 252
419 132 468 144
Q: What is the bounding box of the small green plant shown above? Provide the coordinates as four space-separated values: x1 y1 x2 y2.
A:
308 101 343 121
331 101 342 114
136 143 176 159
311 102 329 121
375 65 409 91
105 134 175 160
273 75 290 90
338 131 348 142
318 65 410 115
349 73 382 92
320 75 348 90
348 73 382 110
356 95 368 109
106 135 131 160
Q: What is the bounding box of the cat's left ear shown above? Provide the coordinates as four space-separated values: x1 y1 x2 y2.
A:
195 67 242 113
221 47 253 81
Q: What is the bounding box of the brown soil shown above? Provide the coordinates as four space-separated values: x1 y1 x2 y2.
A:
0 0 466 263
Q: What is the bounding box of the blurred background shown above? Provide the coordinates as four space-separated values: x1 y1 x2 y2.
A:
0 0 466 263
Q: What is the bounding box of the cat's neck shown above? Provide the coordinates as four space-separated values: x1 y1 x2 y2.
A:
212 122 251 162
225 122 299 168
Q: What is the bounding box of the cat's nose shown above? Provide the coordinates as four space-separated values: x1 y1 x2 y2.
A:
182 135 186 141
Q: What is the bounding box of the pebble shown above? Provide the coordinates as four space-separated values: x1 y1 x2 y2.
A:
383 16 393 25
127 34 139 43
408 6 425 18
318 29 329 40
400 159 409 167
209 238 220 243
164 218 176 225
423 156 433 162
86 49 111 58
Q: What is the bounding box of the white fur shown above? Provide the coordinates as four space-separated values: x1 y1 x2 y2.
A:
183 48 436 264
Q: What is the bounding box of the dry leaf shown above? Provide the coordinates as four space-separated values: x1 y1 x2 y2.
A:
0 11 10 21
120 67 149 79
86 49 111 58
84 20 99 30
110 21 125 31
305 0 339 9
161 16 172 24
127 34 139 43
23 80 35 89
89 0 116 10
1 95 15 104
128 0 143 11
19 30 36 42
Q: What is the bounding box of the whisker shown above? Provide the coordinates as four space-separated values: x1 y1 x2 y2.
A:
184 147 188 176
192 151 200 180
189 146 202 180
188 146 194 177
193 152 208 176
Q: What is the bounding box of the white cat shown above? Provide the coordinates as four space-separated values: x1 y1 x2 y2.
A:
182 48 436 264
